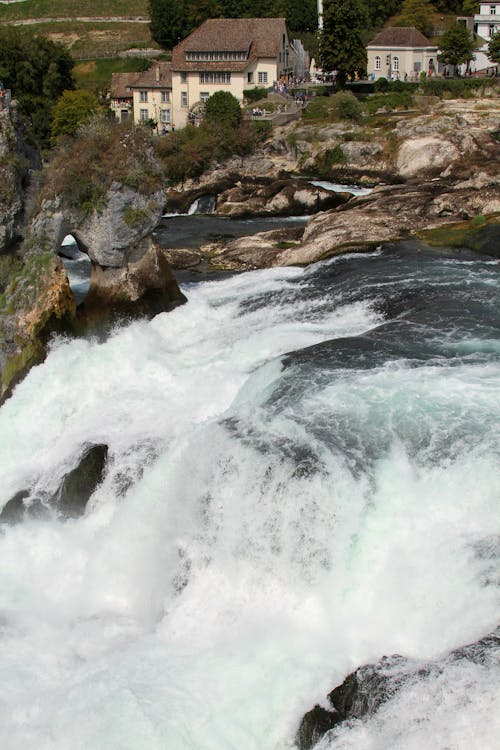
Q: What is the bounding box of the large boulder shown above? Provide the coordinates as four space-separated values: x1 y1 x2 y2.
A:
296 628 500 750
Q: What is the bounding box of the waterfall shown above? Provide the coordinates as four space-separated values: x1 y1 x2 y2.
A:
187 194 216 214
0 243 498 750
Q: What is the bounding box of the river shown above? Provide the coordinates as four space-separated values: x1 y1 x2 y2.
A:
0 240 499 749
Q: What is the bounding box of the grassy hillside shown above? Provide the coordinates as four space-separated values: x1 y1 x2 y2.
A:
0 0 149 21
0 1 154 59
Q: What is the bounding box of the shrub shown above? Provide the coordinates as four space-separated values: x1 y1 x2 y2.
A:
204 91 242 129
329 91 363 122
243 87 268 103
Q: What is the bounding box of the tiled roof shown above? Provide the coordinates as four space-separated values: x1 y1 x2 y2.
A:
129 62 172 89
368 26 434 48
110 72 141 99
172 17 286 71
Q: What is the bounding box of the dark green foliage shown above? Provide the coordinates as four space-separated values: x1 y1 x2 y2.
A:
433 0 463 11
329 91 363 122
360 0 402 30
149 0 191 49
488 31 500 63
187 0 223 27
438 24 476 68
243 87 269 103
0 27 74 148
319 0 367 85
420 77 496 96
51 90 100 140
364 90 414 114
462 0 479 14
204 91 242 128
393 0 435 37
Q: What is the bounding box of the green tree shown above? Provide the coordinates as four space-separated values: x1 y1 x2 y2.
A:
488 31 500 63
462 0 479 14
149 0 190 49
0 27 74 148
319 0 367 85
360 0 402 30
438 24 476 71
204 90 242 128
393 0 435 37
187 0 222 27
51 90 100 140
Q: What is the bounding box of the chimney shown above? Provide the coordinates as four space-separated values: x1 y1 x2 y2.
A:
156 65 161 83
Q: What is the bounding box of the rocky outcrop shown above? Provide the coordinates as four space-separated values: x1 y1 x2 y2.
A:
0 102 39 253
0 443 109 522
80 244 186 321
296 628 500 749
215 177 348 217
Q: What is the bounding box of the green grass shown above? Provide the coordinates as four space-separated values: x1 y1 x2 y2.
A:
73 57 152 92
0 0 149 21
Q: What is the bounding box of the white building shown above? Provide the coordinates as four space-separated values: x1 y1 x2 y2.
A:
474 2 500 40
170 17 296 129
367 27 439 81
129 62 173 130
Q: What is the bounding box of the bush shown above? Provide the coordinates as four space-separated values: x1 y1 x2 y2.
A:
330 91 363 122
243 87 268 103
204 91 242 128
364 91 414 115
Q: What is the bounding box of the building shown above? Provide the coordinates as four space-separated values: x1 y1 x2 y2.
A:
129 62 173 130
474 2 500 41
109 72 140 122
170 17 296 129
367 27 439 81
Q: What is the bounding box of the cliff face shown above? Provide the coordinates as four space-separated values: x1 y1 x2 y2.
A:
0 103 39 253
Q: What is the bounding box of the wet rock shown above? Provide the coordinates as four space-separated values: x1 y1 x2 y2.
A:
0 489 30 524
295 628 500 749
56 444 108 518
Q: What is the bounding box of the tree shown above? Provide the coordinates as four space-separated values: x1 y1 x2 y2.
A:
149 0 190 49
204 90 242 128
360 0 402 31
438 24 476 71
0 27 74 148
487 31 500 63
393 0 435 37
51 90 100 140
462 0 479 15
187 0 222 27
319 0 367 85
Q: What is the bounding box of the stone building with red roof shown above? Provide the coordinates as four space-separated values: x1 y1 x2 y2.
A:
128 62 173 129
109 72 141 122
367 27 439 81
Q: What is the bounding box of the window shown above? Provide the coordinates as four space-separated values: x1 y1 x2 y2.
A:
490 5 496 13
375 55 381 70
180 72 187 83
139 91 148 102
199 72 231 83
393 56 399 71
161 90 169 102
489 23 495 34
200 92 210 103
139 109 148 122
247 72 253 83
160 109 171 123
258 71 268 84
181 92 188 107
185 50 247 61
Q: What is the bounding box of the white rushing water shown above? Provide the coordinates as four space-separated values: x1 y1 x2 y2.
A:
0 252 499 749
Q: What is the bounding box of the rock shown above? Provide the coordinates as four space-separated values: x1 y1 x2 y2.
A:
56 444 108 518
80 244 186 321
0 489 30 524
296 628 500 750
0 103 40 253
397 137 460 179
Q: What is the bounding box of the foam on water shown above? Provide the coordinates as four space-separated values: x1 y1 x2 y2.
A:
0 250 499 749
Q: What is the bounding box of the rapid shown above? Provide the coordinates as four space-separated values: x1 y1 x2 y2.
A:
0 242 499 749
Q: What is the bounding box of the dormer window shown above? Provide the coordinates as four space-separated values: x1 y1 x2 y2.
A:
185 50 247 61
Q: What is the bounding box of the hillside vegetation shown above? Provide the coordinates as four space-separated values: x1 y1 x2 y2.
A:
0 0 149 21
